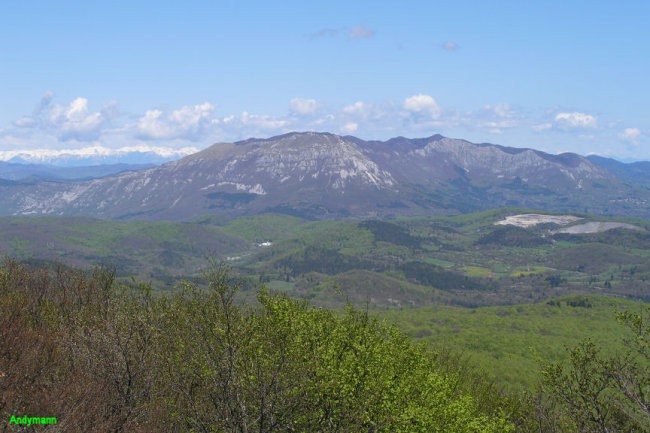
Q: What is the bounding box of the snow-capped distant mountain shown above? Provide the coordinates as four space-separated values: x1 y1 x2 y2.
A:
0 145 199 167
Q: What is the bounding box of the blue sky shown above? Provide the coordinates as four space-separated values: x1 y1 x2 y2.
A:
1 0 649 161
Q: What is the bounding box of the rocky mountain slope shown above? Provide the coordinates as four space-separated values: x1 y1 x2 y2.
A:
0 132 647 220
587 155 650 188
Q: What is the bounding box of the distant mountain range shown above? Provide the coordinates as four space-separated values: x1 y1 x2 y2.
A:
0 161 155 182
2 146 197 167
0 132 648 220
586 155 650 188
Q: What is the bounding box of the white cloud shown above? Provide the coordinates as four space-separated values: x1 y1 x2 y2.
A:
137 102 216 141
621 127 641 142
403 94 441 119
171 102 215 127
290 98 319 115
2 95 221 161
555 112 597 129
240 112 288 129
137 109 169 139
310 114 336 126
340 122 359 133
13 117 36 128
341 101 393 123
348 25 375 39
48 97 104 141
9 92 649 162
342 101 368 116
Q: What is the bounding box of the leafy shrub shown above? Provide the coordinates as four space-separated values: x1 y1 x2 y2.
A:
541 310 650 432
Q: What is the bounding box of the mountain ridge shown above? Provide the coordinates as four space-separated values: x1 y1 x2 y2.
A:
0 132 647 220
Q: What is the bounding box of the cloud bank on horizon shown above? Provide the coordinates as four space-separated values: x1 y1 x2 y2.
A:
1 1 649 162
0 91 644 162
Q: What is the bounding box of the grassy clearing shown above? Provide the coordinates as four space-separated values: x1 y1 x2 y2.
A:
461 265 494 277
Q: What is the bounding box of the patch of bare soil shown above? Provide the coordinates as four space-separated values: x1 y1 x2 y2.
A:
494 214 582 228
555 221 644 234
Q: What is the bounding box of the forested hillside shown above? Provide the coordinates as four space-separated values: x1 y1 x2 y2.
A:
2 260 649 432
0 261 512 432
2 209 650 309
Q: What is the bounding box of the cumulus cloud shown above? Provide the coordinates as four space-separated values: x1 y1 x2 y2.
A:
2 95 223 162
348 25 375 39
340 122 359 134
554 112 597 129
10 92 645 163
403 94 441 119
6 93 104 140
137 102 216 141
137 110 170 139
339 101 393 128
290 98 319 115
441 41 459 51
342 101 370 117
621 127 641 143
48 97 104 141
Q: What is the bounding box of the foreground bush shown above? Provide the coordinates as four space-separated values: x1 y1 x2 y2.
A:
0 261 512 432
541 311 650 432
